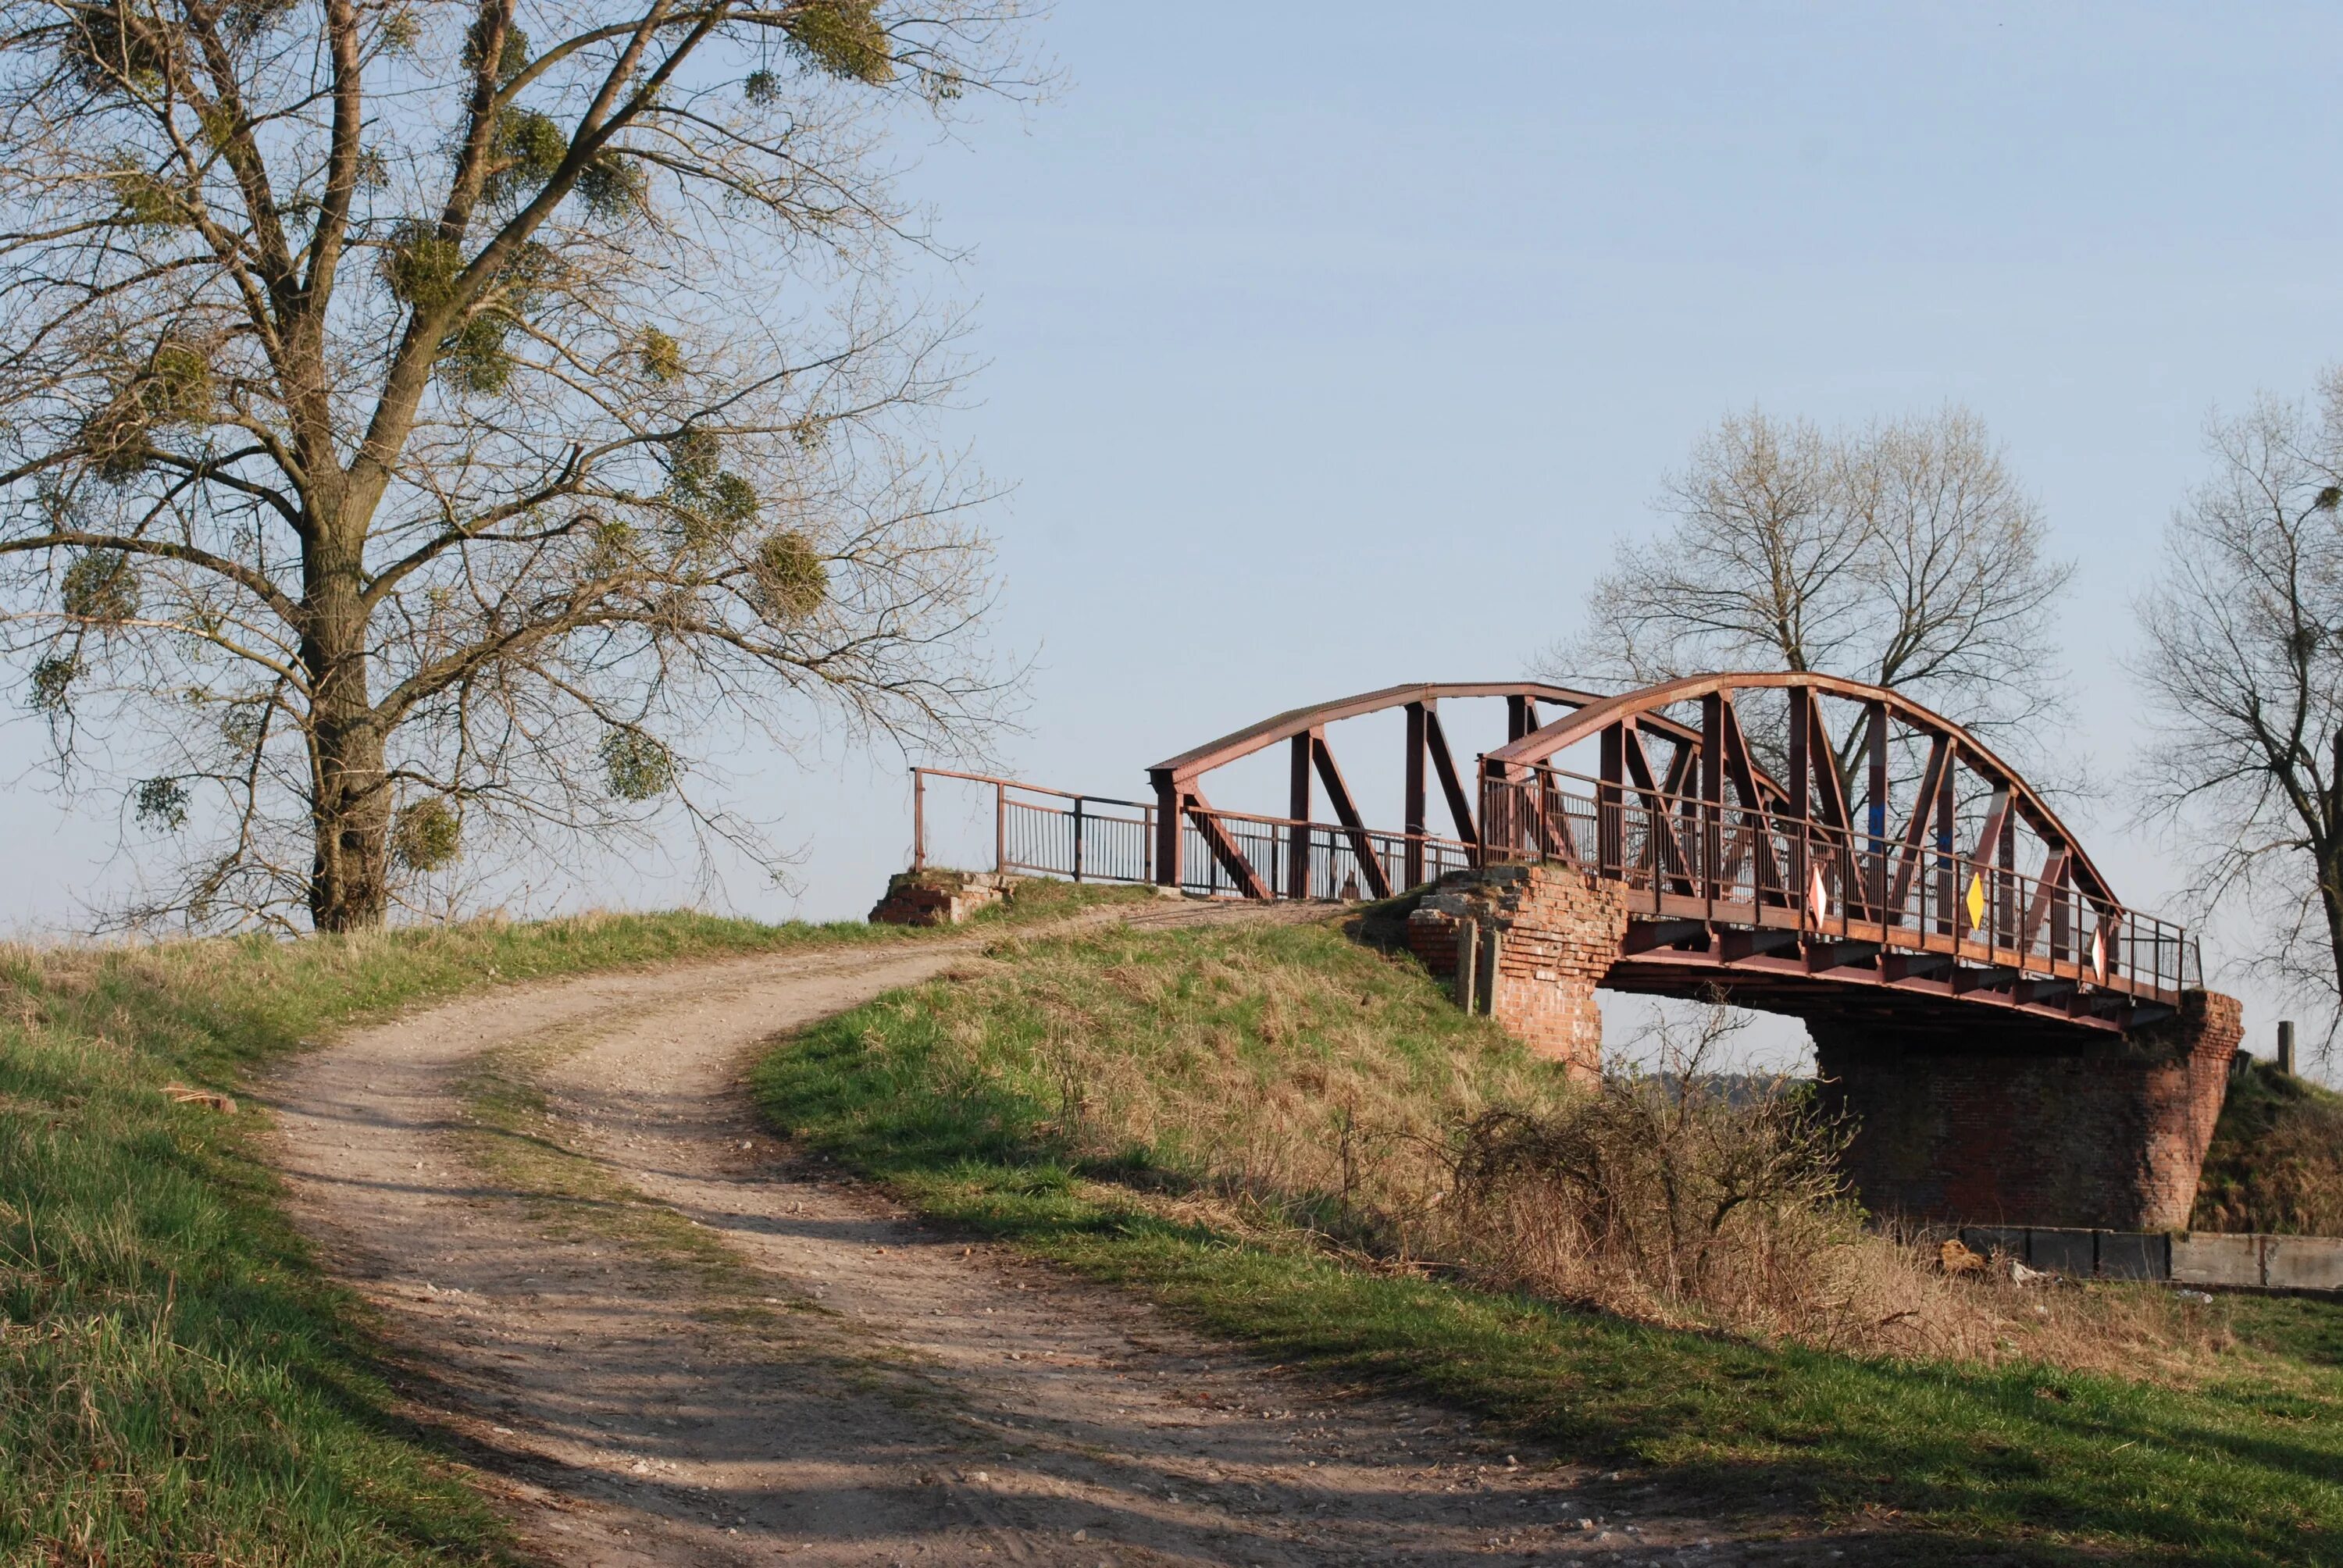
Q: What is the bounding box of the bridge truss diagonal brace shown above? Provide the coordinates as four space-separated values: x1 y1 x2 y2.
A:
1182 781 1271 900
1787 685 1867 921
1615 721 1697 896
1312 732 1393 901
1709 690 1788 904
1888 735 1955 918
1421 706 1479 846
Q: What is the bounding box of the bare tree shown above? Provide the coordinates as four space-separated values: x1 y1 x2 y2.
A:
1545 406 2074 779
0 0 1040 932
2136 372 2343 1042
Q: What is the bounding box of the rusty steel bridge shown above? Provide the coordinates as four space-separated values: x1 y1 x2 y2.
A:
910 674 2199 1038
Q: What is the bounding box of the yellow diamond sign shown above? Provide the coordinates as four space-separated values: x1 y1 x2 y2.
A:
1964 872 1986 928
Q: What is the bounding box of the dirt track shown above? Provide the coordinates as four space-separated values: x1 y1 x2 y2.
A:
264 903 1836 1566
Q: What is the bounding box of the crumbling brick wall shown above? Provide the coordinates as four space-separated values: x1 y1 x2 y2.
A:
868 870 1018 927
1405 864 1628 1081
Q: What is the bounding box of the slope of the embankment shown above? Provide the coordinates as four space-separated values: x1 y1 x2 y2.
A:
2195 1057 2343 1234
759 904 2343 1567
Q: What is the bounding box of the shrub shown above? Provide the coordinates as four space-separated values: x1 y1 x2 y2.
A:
1435 1003 2234 1371
1450 1006 1854 1331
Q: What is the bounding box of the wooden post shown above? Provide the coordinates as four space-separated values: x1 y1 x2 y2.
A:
1456 921 1479 1013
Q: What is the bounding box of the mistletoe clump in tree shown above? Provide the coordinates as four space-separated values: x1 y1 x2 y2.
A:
0 0 1034 929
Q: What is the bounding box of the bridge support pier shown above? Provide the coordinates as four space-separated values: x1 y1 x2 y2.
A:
1405 864 1626 1082
1400 862 2242 1232
1810 990 2243 1232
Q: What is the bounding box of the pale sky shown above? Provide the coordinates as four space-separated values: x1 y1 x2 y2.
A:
6 3 2338 1065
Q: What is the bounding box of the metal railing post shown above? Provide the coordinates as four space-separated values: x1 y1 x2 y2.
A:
912 768 926 871
1072 795 1085 882
995 780 1006 874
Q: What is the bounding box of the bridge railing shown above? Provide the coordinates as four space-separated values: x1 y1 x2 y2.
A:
911 768 1157 885
910 769 1478 900
1172 804 1475 900
1481 764 2199 1004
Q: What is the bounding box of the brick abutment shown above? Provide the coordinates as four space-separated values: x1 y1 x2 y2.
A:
1810 992 2242 1232
1405 864 1628 1083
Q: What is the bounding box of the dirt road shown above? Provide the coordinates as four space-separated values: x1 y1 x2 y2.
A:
266 904 1822 1566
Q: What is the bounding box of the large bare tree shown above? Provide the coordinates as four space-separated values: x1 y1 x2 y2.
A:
1545 406 2074 780
0 0 1036 931
2136 372 2343 1041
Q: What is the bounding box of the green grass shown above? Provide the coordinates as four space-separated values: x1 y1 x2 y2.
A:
0 878 1142 1566
753 916 2343 1566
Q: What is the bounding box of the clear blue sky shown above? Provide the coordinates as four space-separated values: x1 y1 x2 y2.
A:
7 3 2338 1058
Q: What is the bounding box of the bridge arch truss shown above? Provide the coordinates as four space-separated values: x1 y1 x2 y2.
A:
1143 682 1727 902
1138 672 2195 1029
1477 672 2195 1026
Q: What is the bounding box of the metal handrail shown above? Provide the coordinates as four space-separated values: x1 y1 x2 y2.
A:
911 768 1157 885
910 765 1155 810
1170 804 1475 900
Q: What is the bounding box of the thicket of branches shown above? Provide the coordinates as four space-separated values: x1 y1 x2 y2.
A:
1448 1003 1856 1327
1546 405 2074 785
0 0 1038 930
2136 372 2343 1042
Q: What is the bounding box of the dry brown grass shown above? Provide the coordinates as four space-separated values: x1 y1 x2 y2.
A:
1432 1003 2241 1379
2195 1057 2343 1234
968 927 1546 1257
924 922 2253 1388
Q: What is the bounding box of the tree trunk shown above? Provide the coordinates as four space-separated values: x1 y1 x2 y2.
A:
310 711 390 931
304 511 390 932
2320 850 2343 1019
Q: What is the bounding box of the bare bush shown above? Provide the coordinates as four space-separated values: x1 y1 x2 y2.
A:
1446 1002 1855 1333
1432 1001 2234 1374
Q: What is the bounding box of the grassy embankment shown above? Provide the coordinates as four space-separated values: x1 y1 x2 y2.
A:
0 878 1143 1567
2195 1056 2343 1234
754 913 2343 1566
